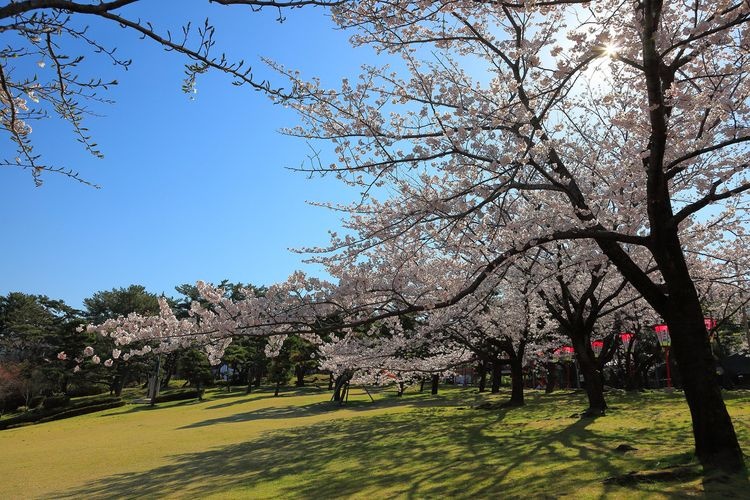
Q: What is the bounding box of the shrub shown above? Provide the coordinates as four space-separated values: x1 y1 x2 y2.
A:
0 395 124 430
154 389 200 403
42 395 70 410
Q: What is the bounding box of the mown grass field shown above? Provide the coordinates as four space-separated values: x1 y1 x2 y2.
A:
1 386 748 499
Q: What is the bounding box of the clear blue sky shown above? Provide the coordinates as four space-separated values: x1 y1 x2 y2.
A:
0 1 374 308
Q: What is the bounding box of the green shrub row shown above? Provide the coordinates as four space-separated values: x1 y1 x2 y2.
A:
0 396 123 430
154 389 201 403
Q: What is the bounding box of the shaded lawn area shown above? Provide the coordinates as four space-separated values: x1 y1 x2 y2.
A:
1 386 748 499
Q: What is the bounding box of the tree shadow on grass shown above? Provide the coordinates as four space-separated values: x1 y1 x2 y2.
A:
180 390 485 430
98 399 201 417
50 389 744 498
48 409 564 498
701 467 750 497
177 399 380 429
52 397 703 500
202 387 326 410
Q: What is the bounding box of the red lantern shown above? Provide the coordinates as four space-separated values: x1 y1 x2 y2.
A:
704 317 717 332
620 332 634 348
654 324 671 347
554 346 574 361
653 324 672 388
591 340 604 356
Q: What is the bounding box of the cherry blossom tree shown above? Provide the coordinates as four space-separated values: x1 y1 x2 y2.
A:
534 242 647 414
269 0 750 470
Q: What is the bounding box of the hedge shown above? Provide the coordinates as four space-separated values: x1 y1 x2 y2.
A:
0 396 124 430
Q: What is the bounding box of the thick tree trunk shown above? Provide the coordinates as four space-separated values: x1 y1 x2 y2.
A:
419 378 425 392
294 365 305 387
328 372 334 391
665 299 743 471
490 361 502 394
566 327 607 415
598 231 744 469
478 362 487 393
507 357 524 406
655 229 741 469
397 381 405 396
332 371 352 402
274 380 281 397
577 355 607 416
431 374 439 395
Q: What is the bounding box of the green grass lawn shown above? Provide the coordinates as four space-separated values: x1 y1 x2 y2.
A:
1 386 748 499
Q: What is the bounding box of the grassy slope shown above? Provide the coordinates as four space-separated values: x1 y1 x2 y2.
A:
1 387 748 499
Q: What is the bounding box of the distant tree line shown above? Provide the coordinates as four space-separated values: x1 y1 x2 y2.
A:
0 282 319 414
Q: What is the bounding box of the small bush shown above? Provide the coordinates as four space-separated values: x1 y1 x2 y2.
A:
42 395 70 410
154 389 200 403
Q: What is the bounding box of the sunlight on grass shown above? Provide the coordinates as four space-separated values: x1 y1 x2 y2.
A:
1 387 748 498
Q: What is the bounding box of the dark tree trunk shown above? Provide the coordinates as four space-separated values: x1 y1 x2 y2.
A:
328 372 334 391
111 374 124 397
419 378 425 392
294 365 305 387
274 380 281 397
597 227 744 469
478 362 487 393
665 301 743 471
490 361 502 394
332 371 352 402
564 325 607 415
507 357 525 406
431 374 439 395
577 356 607 416
397 381 405 396
341 382 350 402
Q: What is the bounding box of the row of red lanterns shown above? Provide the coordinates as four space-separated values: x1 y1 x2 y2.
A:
553 317 718 389
567 317 718 354
553 318 717 353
